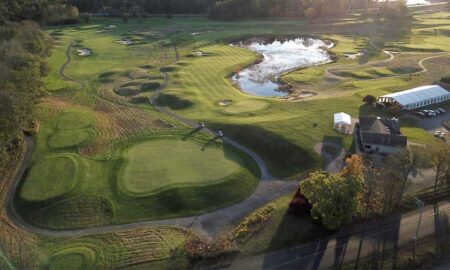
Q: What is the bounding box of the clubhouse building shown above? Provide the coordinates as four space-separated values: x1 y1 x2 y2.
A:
378 85 450 111
357 117 407 154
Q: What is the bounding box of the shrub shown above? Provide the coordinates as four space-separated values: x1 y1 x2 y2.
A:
363 94 377 105
440 76 450 84
184 231 237 260
233 204 276 244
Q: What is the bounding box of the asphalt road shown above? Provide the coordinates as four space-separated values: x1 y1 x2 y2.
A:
227 201 450 270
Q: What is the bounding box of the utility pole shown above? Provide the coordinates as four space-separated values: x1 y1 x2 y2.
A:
412 196 424 261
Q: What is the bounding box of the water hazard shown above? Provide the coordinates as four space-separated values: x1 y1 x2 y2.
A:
232 37 333 97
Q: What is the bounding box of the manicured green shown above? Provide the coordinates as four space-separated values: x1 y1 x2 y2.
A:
119 139 242 195
19 156 78 202
47 129 96 149
223 100 270 114
56 111 94 130
48 247 96 270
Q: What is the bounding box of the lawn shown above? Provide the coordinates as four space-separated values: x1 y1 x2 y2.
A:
7 9 450 269
19 155 79 202
118 138 244 195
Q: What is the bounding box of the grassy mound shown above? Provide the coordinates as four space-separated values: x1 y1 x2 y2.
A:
48 247 96 270
118 139 243 195
19 156 78 202
56 111 94 130
114 86 142 96
48 129 96 149
31 196 114 229
223 100 270 114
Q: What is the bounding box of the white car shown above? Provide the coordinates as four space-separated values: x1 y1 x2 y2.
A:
434 131 442 137
437 108 446 113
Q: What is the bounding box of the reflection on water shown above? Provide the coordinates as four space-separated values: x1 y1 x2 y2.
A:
377 0 430 5
232 37 333 97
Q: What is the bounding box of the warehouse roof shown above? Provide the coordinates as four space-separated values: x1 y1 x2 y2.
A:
380 85 450 106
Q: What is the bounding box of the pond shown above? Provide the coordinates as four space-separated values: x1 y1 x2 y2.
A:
376 0 430 5
231 37 333 97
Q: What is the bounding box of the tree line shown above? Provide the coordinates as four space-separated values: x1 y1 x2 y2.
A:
0 0 79 24
299 142 450 230
0 21 52 170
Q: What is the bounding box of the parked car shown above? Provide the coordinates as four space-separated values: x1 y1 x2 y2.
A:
415 112 426 118
427 111 437 117
216 130 223 137
437 108 446 113
434 130 442 137
434 110 441 114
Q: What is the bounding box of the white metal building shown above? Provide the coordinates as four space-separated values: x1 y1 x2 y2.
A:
334 112 352 131
378 85 450 110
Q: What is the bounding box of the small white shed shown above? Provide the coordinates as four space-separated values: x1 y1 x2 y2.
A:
334 112 352 131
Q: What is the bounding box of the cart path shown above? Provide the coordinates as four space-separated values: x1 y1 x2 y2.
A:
5 41 298 239
324 40 449 81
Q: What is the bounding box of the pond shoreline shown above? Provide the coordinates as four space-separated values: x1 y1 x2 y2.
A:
229 36 336 99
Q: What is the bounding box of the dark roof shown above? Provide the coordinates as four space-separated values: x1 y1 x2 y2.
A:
359 117 401 135
359 117 407 147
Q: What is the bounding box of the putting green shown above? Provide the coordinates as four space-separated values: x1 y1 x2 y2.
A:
48 129 96 149
119 139 243 195
223 100 269 114
56 111 94 130
20 156 78 202
48 247 96 270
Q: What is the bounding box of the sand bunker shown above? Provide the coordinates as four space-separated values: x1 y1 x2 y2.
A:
344 52 364 59
191 32 201 36
76 48 92 56
117 39 134 45
219 100 233 106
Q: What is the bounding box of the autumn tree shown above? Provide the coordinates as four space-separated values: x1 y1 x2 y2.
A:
426 141 450 192
301 171 361 230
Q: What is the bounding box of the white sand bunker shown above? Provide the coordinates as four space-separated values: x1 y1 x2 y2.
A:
193 51 203 56
344 52 364 59
191 32 201 36
104 24 117 29
117 39 134 45
77 48 92 56
219 100 233 106
96 30 104 33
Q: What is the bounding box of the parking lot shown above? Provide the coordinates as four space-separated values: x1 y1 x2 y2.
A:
407 105 450 139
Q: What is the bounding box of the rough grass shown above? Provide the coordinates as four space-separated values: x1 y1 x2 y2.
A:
236 192 328 256
19 155 78 202
118 138 243 195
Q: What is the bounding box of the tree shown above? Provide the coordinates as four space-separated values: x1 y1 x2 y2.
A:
363 94 376 105
301 171 361 230
304 7 317 21
426 141 450 192
383 149 414 212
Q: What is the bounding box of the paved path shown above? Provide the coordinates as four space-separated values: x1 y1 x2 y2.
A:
5 41 297 239
313 142 346 173
227 200 450 269
324 40 449 81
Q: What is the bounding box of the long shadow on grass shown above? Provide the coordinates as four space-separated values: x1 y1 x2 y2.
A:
208 123 316 178
201 136 221 151
183 127 203 141
262 211 330 269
